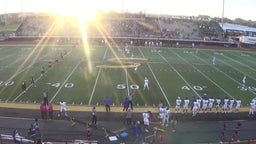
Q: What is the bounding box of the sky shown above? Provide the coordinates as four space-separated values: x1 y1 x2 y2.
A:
0 0 255 21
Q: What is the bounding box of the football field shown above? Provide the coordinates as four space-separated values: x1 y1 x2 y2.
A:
0 43 256 108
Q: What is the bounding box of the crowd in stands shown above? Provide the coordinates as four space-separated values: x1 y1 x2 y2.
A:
13 12 256 47
14 13 229 41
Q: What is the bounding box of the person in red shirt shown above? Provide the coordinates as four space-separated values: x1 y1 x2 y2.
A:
220 131 227 143
40 103 47 119
41 103 47 119
48 103 54 120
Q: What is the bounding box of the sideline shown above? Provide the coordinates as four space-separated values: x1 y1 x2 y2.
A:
0 102 249 113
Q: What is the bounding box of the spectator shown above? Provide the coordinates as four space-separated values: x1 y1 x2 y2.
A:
220 131 227 143
12 129 20 143
171 113 177 132
40 103 47 119
48 103 53 120
104 96 111 112
123 97 129 111
91 106 97 125
86 124 93 140
125 108 132 125
134 121 142 143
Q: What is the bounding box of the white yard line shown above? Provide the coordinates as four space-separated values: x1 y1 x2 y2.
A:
222 54 256 82
125 69 130 96
12 50 73 102
88 48 109 105
198 52 256 95
157 50 202 99
171 50 235 99
49 60 81 103
224 54 256 72
138 48 171 106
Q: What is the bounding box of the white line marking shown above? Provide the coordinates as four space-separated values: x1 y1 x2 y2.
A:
199 52 256 95
125 69 130 96
172 49 234 99
50 60 81 103
157 50 201 99
13 50 73 102
88 48 109 105
138 48 171 106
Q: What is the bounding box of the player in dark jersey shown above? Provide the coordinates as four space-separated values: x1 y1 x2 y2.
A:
21 81 26 93
31 75 36 87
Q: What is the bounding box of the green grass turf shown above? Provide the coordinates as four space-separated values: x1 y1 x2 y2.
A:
0 44 256 107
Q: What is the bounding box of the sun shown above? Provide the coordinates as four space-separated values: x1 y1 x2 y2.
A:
56 0 100 22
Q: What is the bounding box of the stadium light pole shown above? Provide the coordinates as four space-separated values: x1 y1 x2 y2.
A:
221 0 225 29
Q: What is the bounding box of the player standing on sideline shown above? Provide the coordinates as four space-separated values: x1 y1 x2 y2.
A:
222 97 229 113
197 98 202 113
183 97 190 113
58 100 68 117
242 74 246 88
202 98 209 113
164 107 170 127
235 99 241 113
159 105 165 124
142 110 149 132
248 100 255 117
192 100 199 116
216 97 221 113
208 97 215 112
175 97 182 113
212 56 216 65
143 77 149 91
21 81 26 93
229 98 235 113
161 107 167 126
30 75 36 87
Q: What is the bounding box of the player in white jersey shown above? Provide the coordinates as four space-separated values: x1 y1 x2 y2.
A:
215 98 221 112
235 99 241 113
175 97 182 113
142 110 150 132
222 97 229 113
229 99 235 112
212 56 216 65
249 100 255 117
197 98 202 112
202 99 209 113
164 107 171 127
192 100 199 116
183 97 190 113
158 105 165 122
58 100 68 117
242 74 246 88
160 107 167 126
143 77 149 91
208 97 215 111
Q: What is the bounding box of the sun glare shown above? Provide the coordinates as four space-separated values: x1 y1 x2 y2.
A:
57 0 99 22
55 0 102 73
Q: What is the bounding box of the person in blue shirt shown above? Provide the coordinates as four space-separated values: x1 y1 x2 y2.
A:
123 97 129 111
104 96 112 112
